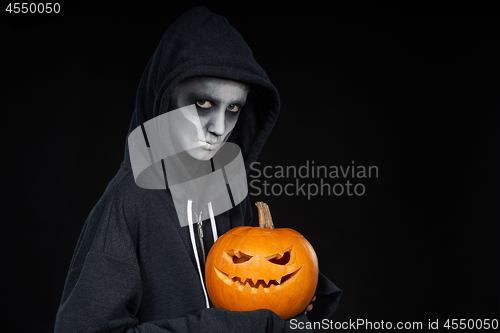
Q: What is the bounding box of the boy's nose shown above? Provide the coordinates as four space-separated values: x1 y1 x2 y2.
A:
207 108 226 137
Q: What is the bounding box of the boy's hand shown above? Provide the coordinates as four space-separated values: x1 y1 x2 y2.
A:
304 296 316 315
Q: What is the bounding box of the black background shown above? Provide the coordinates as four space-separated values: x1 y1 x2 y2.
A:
2 2 499 332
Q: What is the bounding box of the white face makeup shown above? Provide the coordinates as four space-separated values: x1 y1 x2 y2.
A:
168 77 249 161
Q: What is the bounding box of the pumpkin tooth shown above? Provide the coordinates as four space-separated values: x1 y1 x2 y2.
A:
237 281 245 291
263 278 270 286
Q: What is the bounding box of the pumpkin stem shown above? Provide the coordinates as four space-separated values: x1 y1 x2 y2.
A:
256 202 275 229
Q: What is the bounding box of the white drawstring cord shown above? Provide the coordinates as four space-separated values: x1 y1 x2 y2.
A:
187 200 210 308
208 202 218 243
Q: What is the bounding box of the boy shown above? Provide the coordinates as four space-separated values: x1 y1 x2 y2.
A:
55 7 341 332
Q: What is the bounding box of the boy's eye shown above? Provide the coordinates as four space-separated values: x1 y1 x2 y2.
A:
196 100 212 108
227 104 240 112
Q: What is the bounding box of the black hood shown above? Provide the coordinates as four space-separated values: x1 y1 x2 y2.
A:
121 6 280 174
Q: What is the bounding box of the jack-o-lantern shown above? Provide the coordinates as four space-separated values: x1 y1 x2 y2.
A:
205 202 319 319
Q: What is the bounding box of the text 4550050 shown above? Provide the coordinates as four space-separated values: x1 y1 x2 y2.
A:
5 3 60 13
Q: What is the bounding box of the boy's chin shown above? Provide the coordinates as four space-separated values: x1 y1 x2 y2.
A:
187 147 219 161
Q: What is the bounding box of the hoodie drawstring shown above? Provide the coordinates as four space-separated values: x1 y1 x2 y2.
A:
187 200 210 308
187 200 218 309
208 202 218 243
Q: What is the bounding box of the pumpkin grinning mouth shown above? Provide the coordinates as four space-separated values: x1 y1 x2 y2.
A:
214 267 302 293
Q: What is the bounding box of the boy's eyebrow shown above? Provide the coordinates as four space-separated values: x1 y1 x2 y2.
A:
188 91 247 105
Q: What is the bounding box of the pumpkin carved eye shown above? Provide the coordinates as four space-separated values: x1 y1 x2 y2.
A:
225 250 253 264
265 247 292 265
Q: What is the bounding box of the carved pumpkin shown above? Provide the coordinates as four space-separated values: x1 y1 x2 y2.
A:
205 202 319 320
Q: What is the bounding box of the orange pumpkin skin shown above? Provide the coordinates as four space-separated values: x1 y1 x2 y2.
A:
205 225 319 320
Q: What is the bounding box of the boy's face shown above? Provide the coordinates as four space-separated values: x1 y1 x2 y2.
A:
168 77 249 161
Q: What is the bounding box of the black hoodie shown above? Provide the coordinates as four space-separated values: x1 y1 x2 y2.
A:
54 7 341 333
